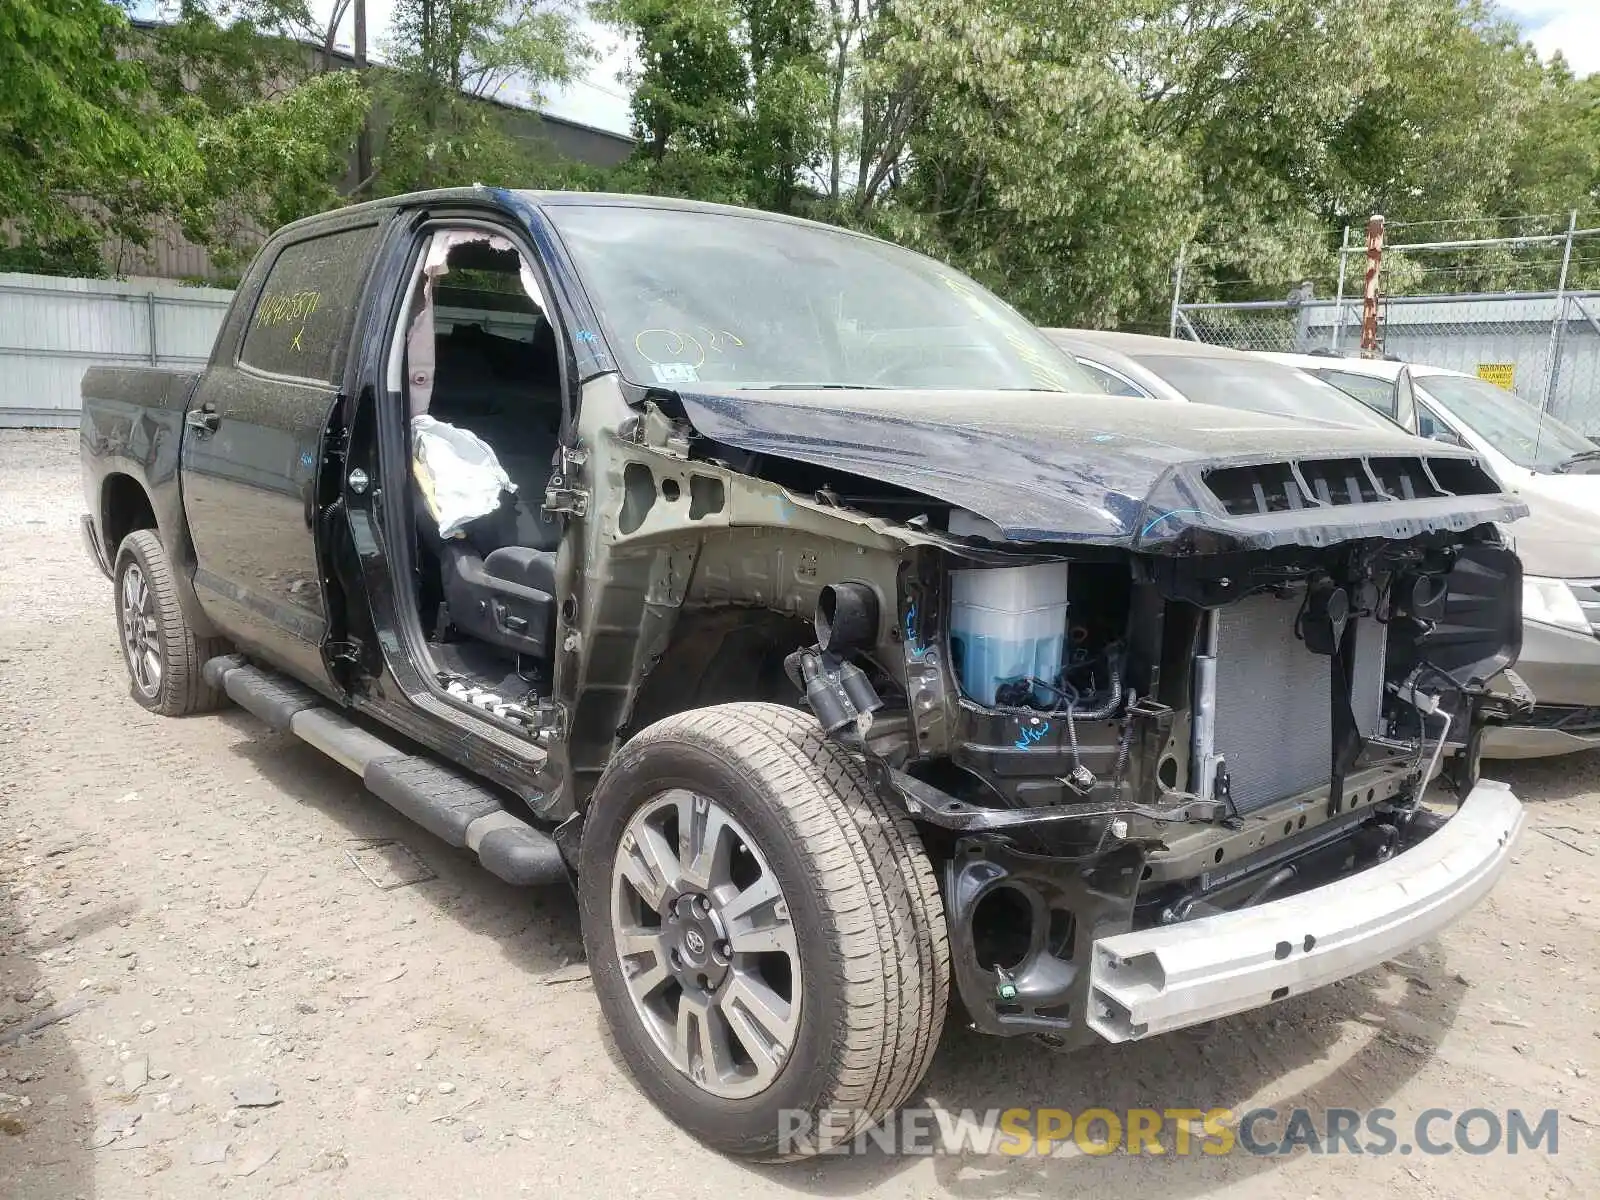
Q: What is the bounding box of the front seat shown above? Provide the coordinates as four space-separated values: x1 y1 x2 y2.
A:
417 492 558 660
417 317 566 659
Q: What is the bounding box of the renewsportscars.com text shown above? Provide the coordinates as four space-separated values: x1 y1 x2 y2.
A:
777 1106 1562 1157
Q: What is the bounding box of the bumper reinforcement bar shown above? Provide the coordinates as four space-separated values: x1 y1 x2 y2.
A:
1086 778 1525 1042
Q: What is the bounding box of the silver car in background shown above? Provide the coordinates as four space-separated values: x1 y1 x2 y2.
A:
1043 329 1405 429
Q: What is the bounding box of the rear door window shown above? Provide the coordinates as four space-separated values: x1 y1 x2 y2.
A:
1075 359 1146 397
240 225 380 382
1315 369 1397 418
1133 355 1396 429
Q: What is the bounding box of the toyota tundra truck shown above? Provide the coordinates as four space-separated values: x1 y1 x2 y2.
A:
80 187 1530 1158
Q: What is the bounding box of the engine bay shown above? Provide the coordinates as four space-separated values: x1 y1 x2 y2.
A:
888 523 1523 829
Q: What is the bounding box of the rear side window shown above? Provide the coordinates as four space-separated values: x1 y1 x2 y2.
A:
1417 404 1464 445
1316 369 1396 417
240 226 378 381
1076 358 1146 397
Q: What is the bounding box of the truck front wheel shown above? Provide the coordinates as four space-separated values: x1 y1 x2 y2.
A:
113 530 226 716
579 703 949 1159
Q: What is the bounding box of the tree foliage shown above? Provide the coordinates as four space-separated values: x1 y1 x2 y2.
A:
375 0 589 193
0 0 174 261
1 0 594 275
600 0 1600 326
4 0 1596 317
1 0 370 275
597 0 826 210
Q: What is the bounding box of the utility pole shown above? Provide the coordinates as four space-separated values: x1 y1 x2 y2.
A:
1331 224 1350 351
1168 243 1187 338
1359 215 1385 358
354 0 372 189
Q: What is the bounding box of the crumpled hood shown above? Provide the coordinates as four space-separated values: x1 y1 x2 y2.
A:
676 386 1529 551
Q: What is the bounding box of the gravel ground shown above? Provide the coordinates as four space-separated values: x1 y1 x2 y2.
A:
1 427 1596 1199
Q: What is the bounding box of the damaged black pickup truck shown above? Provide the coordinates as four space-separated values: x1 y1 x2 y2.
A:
81 188 1531 1158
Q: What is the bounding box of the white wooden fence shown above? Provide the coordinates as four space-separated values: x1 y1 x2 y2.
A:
0 273 233 428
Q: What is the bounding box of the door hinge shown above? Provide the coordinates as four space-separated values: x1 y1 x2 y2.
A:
543 484 588 518
543 444 589 517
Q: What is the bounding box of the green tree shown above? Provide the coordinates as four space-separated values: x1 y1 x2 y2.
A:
0 0 190 269
601 0 1600 326
1 0 371 276
377 0 591 192
600 0 824 212
866 0 1194 325
739 0 826 211
138 1 370 269
186 70 371 262
1120 0 1392 299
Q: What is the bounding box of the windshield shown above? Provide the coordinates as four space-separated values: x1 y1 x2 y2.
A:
1419 375 1596 471
545 204 1099 393
1130 354 1398 430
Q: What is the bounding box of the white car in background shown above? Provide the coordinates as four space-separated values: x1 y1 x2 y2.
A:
1044 329 1600 759
1259 353 1600 513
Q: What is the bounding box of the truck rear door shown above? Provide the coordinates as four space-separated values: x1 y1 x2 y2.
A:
182 216 385 689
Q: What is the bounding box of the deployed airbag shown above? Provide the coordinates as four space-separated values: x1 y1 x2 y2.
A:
411 414 516 539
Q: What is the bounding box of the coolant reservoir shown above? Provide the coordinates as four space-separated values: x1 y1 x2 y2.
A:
947 511 1070 706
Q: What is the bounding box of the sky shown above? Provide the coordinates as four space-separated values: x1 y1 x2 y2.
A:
1501 1 1600 75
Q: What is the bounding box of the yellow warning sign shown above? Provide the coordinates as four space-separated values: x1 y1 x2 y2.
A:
1476 363 1515 390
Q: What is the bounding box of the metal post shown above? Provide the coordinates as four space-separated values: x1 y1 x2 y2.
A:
1291 282 1314 352
1540 209 1578 416
1169 243 1187 339
1331 224 1350 351
1192 610 1222 802
146 292 159 365
1359 215 1385 358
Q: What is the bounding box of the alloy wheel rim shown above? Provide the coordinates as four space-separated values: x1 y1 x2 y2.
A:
609 788 801 1099
120 563 162 697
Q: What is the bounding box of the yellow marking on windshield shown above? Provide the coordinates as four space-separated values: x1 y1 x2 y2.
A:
698 325 744 354
1004 330 1071 392
635 328 707 368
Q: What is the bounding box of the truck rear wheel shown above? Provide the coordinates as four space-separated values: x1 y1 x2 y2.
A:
113 530 226 716
579 702 949 1159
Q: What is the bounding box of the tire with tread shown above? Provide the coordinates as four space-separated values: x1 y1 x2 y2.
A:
579 702 950 1159
113 529 228 716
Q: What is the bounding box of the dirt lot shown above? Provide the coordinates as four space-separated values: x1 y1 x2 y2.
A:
0 427 1596 1199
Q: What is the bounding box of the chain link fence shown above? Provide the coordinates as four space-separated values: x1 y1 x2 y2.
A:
1174 292 1600 433
1170 215 1600 434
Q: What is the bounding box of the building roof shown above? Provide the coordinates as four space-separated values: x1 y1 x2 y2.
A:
127 17 634 149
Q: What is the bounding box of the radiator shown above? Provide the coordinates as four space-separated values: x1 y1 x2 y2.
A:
1211 592 1386 813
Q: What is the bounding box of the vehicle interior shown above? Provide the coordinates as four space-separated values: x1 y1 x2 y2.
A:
393 229 565 708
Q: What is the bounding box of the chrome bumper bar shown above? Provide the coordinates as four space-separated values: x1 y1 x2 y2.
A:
1087 779 1525 1042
